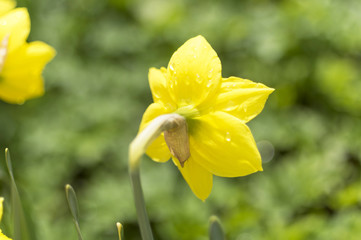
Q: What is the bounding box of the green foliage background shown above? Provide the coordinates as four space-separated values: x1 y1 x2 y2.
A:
1 0 361 239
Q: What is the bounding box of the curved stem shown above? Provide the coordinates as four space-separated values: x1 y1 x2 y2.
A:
128 113 185 240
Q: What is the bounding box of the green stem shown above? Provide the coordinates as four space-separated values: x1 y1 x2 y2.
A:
74 220 84 240
129 113 184 240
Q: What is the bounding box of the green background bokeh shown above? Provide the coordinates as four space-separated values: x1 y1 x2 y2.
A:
1 0 361 239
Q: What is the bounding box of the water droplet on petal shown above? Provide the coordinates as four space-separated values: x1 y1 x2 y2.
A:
185 75 190 85
169 80 174 89
165 102 175 110
196 73 202 83
206 80 212 88
257 140 275 163
224 84 232 91
169 64 175 74
225 132 231 142
152 91 161 99
208 69 213 78
224 100 237 111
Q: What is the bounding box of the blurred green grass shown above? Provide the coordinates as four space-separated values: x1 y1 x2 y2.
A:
1 0 361 239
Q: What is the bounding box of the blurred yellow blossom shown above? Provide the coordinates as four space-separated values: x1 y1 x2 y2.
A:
0 197 11 240
140 36 274 200
0 1 55 104
0 0 15 16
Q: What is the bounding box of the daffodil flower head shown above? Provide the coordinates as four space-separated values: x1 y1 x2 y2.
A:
0 0 55 104
140 35 274 200
0 197 12 240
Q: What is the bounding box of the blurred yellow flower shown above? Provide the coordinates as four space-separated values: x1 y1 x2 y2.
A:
0 0 15 16
0 197 12 240
140 36 274 200
0 1 55 104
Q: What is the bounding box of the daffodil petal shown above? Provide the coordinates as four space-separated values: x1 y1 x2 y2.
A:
0 75 44 104
0 197 3 221
148 67 176 111
4 41 55 71
0 41 56 104
0 8 30 53
189 111 262 177
0 0 16 16
173 157 213 201
166 35 221 108
0 197 11 239
215 77 274 122
0 231 12 240
139 103 172 162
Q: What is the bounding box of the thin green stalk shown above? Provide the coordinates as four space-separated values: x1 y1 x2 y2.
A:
129 113 185 240
74 221 84 240
129 170 152 240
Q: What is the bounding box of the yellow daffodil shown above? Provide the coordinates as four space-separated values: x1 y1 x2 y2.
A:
0 1 55 104
140 36 274 200
0 0 15 16
0 197 12 240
